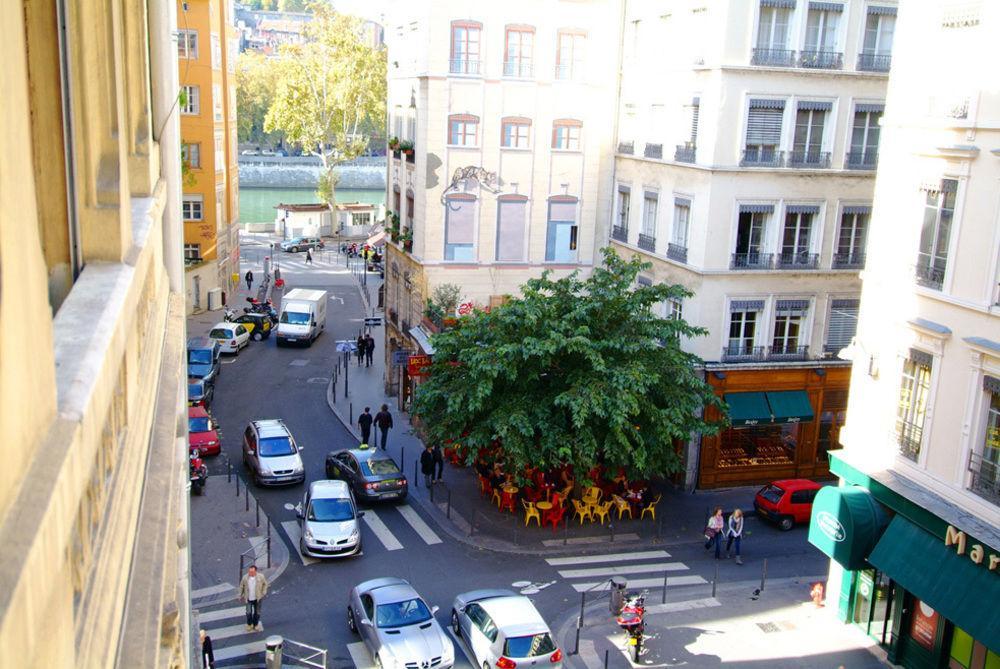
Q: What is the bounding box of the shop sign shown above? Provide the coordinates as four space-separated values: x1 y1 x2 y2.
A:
908 600 939 651
816 511 846 543
943 525 1000 572
407 354 433 377
391 350 411 366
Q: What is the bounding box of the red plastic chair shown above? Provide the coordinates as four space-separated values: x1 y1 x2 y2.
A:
523 487 542 503
500 490 517 514
544 505 567 531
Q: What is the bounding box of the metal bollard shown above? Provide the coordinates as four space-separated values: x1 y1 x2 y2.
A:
350 402 353 425
563 516 569 545
245 486 250 512
446 489 452 519
662 571 669 604
227 461 232 484
430 480 435 503
603 649 609 669
267 533 272 569
265 635 283 669
256 498 260 527
712 562 719 597
236 473 240 497
760 557 768 593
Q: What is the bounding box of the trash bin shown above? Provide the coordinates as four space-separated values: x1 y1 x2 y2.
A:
610 577 628 615
265 635 283 669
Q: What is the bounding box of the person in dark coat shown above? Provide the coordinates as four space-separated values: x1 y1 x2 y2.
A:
245 270 254 291
358 407 373 445
432 444 445 483
420 444 435 488
356 334 365 366
374 404 393 450
305 248 313 265
364 333 375 367
200 629 215 668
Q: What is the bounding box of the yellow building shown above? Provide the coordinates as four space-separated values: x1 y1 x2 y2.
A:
179 0 241 312
1 1 190 667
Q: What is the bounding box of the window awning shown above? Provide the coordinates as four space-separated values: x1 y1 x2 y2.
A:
868 516 1000 652
724 392 771 426
765 390 814 424
808 486 888 570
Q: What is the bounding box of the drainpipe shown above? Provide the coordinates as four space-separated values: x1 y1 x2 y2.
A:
604 0 628 260
55 0 81 280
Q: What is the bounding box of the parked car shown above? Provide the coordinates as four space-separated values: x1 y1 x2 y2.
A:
242 419 305 486
347 577 454 669
232 312 272 340
280 236 324 253
451 590 562 669
209 322 250 355
187 379 214 408
325 446 408 503
188 406 221 456
295 480 364 558
754 479 823 531
187 337 221 384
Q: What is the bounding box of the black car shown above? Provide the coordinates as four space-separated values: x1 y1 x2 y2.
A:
187 337 221 384
187 379 215 408
325 446 408 502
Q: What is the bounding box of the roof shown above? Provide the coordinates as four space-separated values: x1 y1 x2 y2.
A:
188 406 209 418
336 202 376 211
310 479 350 498
274 203 331 212
253 419 290 438
480 596 546 629
187 336 217 349
770 479 821 490
210 322 236 331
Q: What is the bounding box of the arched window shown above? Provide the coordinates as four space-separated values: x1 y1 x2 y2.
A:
496 194 528 262
448 114 480 147
552 119 582 150
444 193 476 261
546 195 579 262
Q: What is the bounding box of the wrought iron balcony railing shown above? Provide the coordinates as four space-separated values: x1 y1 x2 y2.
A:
449 59 481 75
776 251 820 269
637 233 656 252
644 143 663 159
857 52 891 73
503 61 533 78
731 252 774 270
768 344 809 361
845 150 879 170
833 251 866 269
915 262 945 290
787 150 831 168
895 423 924 461
617 140 634 155
611 225 628 243
741 148 784 167
799 50 843 69
968 451 1000 507
721 344 767 363
751 47 797 67
667 243 688 263
674 144 696 163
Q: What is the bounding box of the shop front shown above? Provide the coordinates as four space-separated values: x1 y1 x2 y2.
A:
809 453 1000 669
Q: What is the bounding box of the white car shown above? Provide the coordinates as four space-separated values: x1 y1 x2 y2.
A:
209 322 250 355
451 590 562 669
295 480 363 558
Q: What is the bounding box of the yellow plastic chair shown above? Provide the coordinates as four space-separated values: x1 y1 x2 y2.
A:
572 499 593 524
491 487 503 509
522 500 541 527
593 500 613 524
583 487 602 505
640 494 662 521
612 495 632 520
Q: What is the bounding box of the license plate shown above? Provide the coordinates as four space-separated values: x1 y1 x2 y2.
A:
380 491 399 498
286 338 297 342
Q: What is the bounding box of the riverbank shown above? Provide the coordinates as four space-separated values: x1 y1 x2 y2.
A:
239 187 385 225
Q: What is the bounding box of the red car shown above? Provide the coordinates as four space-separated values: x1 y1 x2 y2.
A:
188 406 221 456
753 479 822 531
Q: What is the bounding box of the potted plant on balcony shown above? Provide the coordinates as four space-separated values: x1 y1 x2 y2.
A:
387 212 400 241
400 228 413 251
388 136 401 159
399 139 415 162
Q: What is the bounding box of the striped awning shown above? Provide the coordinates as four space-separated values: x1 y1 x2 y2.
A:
674 197 692 208
786 205 820 214
749 98 786 110
855 103 885 113
985 375 1000 394
798 100 833 111
760 0 796 7
740 204 774 214
909 348 934 367
842 205 871 215
776 299 810 311
809 1 844 11
831 298 860 309
730 300 765 311
868 5 897 16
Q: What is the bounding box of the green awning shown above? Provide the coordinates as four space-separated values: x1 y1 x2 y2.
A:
868 516 1000 652
808 486 887 570
724 392 772 426
765 390 814 424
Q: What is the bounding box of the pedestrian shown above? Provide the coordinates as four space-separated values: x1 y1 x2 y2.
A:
725 508 744 564
358 407 373 444
432 444 444 483
200 629 215 669
238 564 268 632
356 334 366 367
274 266 281 282
420 444 435 488
305 248 313 265
244 269 253 291
364 333 375 367
704 507 725 560
374 404 393 450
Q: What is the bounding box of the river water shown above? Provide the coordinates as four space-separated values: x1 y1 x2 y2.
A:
239 187 385 224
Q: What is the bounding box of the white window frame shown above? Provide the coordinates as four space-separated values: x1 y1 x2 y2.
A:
184 243 201 260
178 30 198 59
182 194 204 221
804 5 842 52
501 120 531 149
895 349 934 465
214 132 225 173
213 84 223 122
211 33 222 69
862 9 895 55
181 142 201 169
641 192 658 238
616 186 631 234
181 85 200 115
727 308 760 353
770 300 811 354
756 5 792 50
672 197 690 248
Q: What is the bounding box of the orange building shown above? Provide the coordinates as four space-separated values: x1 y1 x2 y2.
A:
178 0 240 312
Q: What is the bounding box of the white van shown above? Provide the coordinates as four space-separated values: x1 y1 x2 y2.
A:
276 288 327 346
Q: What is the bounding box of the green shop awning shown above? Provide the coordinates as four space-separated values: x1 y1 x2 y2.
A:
724 392 772 426
868 515 1000 652
765 390 814 424
808 486 887 570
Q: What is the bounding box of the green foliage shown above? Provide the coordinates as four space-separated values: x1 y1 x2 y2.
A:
235 51 284 147
413 249 724 480
316 167 340 205
278 0 310 11
424 283 461 327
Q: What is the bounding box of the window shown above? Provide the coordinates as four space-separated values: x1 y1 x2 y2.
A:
556 31 586 80
181 142 201 169
792 103 830 166
772 300 807 356
450 21 481 75
896 349 932 461
756 4 791 51
216 189 225 229
180 85 200 115
744 99 784 165
214 132 225 172
444 194 476 261
641 193 658 238
182 194 204 221
213 84 223 121
496 196 527 262
916 179 957 290
835 206 869 268
825 298 858 353
552 119 581 150
392 185 401 215
671 198 690 249
405 190 414 232
178 30 198 59
184 243 201 260
860 7 895 71
228 37 239 72
667 299 683 320
211 33 222 69
689 97 700 146
501 118 531 148
448 115 479 146
733 205 771 268
816 389 848 463
804 4 842 55
848 105 883 168
970 378 1000 503
545 197 578 263
779 206 817 267
614 186 630 239
727 304 760 356
504 27 534 77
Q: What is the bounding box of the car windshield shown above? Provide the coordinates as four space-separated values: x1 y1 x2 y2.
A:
759 484 785 504
209 328 233 339
188 383 203 397
259 436 295 457
188 349 213 364
307 498 355 522
504 633 556 658
375 598 432 628
363 459 401 477
280 311 310 325
189 417 211 432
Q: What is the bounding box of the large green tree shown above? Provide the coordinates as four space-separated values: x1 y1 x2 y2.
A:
413 249 725 481
235 51 284 147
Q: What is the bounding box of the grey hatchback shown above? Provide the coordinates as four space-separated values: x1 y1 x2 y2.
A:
325 445 408 502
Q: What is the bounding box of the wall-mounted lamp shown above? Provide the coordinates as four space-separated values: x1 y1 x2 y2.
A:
813 368 826 377
712 371 727 380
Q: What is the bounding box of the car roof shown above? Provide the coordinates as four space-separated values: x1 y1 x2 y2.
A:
771 479 821 490
252 419 290 438
309 479 350 498
479 596 547 629
371 584 420 605
211 322 236 330
346 446 390 462
187 336 217 349
188 406 209 418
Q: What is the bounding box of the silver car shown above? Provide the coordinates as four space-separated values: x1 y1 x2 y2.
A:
450 590 562 669
348 577 454 669
242 419 305 486
295 480 363 558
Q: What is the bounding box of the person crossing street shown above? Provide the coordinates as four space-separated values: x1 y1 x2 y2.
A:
305 248 313 265
374 404 393 450
244 270 253 292
238 565 268 632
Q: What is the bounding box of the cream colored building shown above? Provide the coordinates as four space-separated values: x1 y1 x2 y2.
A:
810 2 1000 666
0 1 190 667
609 0 892 488
381 0 622 401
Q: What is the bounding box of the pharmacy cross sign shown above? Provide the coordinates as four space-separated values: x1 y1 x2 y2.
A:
440 166 500 203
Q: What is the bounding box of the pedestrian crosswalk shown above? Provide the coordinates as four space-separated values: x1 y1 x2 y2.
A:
193 604 267 664
545 549 708 593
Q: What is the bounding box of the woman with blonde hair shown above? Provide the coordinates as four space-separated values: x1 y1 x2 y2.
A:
726 508 745 565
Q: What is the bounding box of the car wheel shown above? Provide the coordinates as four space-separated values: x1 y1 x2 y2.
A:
347 606 358 633
234 345 240 357
252 330 263 341
451 609 461 637
291 246 300 253
778 515 794 531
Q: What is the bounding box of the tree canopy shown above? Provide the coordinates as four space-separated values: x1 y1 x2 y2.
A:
412 249 724 481
235 51 284 147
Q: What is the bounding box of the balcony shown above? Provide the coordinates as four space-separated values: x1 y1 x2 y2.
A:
674 144 696 163
799 50 843 69
637 233 656 252
915 262 945 290
968 451 1000 506
845 150 878 170
502 61 533 78
611 225 628 243
643 143 663 159
740 148 784 167
751 47 797 67
776 251 820 270
721 344 767 363
449 59 481 75
833 251 866 269
768 344 809 361
667 243 688 263
554 64 576 80
895 423 923 461
857 52 891 73
617 141 634 155
787 150 831 169
731 252 774 270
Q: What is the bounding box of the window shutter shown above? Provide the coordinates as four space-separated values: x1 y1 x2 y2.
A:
690 97 700 144
827 299 859 350
496 199 527 262
446 197 475 245
747 101 785 145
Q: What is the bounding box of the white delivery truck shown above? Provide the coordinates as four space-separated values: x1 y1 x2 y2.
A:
276 288 328 346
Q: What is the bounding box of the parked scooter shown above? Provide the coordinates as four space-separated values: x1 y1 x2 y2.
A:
223 307 239 322
615 590 646 661
190 449 208 496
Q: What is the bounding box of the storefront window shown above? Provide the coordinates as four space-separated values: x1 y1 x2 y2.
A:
949 626 1000 669
816 389 848 463
718 423 798 468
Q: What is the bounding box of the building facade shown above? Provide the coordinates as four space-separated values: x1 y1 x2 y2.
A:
179 0 241 313
807 2 1000 667
0 0 190 667
382 0 622 404
609 0 893 488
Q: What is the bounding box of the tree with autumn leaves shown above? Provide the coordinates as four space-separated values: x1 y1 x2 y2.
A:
413 250 724 482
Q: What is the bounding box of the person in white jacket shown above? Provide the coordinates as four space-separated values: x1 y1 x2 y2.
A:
726 508 745 564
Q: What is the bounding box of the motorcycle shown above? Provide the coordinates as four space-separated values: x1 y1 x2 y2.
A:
223 307 239 322
615 590 646 661
245 297 278 325
190 449 208 496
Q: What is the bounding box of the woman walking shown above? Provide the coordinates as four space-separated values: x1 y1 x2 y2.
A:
704 507 724 560
726 508 744 564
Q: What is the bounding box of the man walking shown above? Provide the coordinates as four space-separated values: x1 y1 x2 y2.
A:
420 444 435 488
374 404 393 450
432 444 444 483
356 334 366 367
358 407 373 445
238 564 268 632
305 248 313 265
244 269 254 292
364 333 375 367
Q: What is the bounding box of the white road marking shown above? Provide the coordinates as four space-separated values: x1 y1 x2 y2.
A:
545 550 671 566
361 509 403 551
212 640 266 662
330 296 345 304
571 574 708 592
204 623 255 641
577 640 603 669
347 641 375 669
541 533 639 547
280 520 320 566
397 504 442 545
557 562 689 579
196 606 245 624
191 583 234 600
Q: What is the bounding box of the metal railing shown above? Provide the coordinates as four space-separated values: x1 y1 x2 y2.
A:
740 148 784 167
799 49 843 69
617 140 634 155
283 639 328 668
833 251 866 269
751 47 797 67
449 58 480 75
968 451 1000 506
731 252 774 269
721 345 767 362
643 143 663 159
503 61 533 78
611 225 628 242
915 262 945 290
637 233 656 252
768 344 809 361
674 144 696 163
667 243 688 263
857 52 891 72
895 424 923 461
776 251 820 269
845 150 879 170
787 150 831 168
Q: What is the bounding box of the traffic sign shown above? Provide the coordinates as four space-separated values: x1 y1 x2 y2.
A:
364 316 383 327
391 350 411 366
